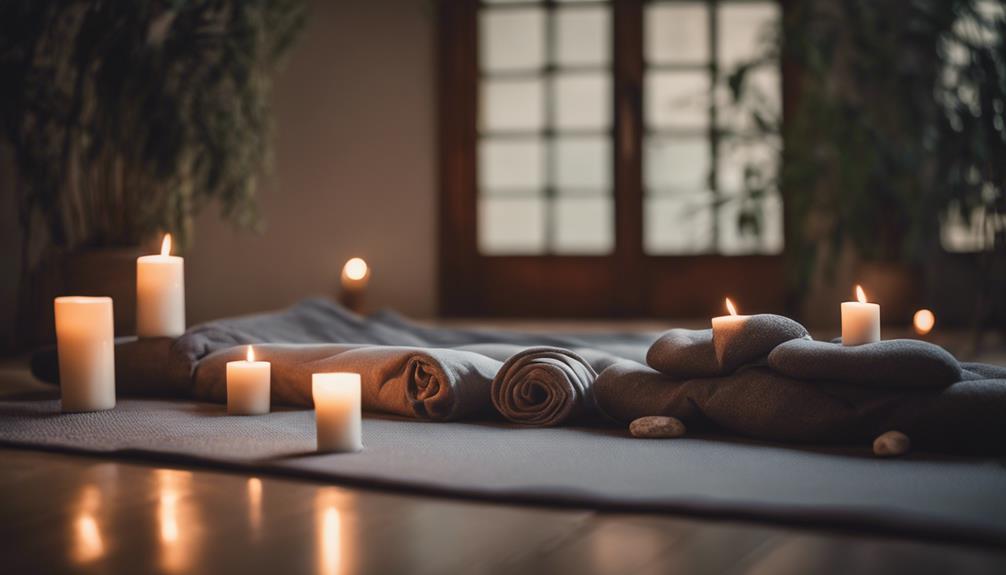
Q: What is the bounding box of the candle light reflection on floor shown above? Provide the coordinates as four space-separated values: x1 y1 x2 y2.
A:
156 469 198 573
248 477 263 537
315 488 359 575
71 484 105 564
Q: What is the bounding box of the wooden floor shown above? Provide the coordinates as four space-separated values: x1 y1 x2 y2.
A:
2 330 1006 574
0 448 1004 575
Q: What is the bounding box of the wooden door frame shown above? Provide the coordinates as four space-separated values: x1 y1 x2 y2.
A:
438 0 789 318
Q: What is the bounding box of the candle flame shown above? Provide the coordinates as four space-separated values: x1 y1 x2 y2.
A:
725 297 738 316
913 309 935 335
343 257 368 281
160 234 172 256
247 345 255 362
855 285 867 304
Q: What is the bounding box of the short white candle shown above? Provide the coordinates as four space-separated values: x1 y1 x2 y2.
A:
312 373 363 453
711 297 749 334
227 346 271 415
841 285 880 346
136 234 185 338
54 296 116 412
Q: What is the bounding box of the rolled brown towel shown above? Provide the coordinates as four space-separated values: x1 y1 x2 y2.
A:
195 343 503 421
490 347 601 426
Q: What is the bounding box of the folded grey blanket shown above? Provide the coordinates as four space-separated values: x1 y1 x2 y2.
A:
595 360 1006 454
193 344 502 421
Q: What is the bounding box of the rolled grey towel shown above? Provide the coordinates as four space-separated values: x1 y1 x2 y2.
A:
195 343 502 421
768 338 962 388
646 315 809 377
646 328 720 378
594 360 1006 454
712 314 810 373
490 346 601 426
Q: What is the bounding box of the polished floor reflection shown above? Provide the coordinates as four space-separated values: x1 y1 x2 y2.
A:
1 448 1004 575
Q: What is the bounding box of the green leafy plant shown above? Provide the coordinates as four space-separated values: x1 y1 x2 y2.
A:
723 0 1006 320
0 0 305 260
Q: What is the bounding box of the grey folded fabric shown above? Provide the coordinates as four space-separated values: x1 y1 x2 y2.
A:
768 338 963 388
194 343 502 421
594 360 1006 454
712 314 810 373
489 346 609 426
646 329 720 378
646 314 809 377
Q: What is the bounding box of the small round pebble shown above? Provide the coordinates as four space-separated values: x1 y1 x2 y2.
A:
630 416 686 439
873 431 911 457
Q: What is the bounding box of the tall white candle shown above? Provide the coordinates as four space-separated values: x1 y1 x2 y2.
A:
136 234 185 338
227 346 271 415
312 373 363 453
54 296 115 412
841 285 881 346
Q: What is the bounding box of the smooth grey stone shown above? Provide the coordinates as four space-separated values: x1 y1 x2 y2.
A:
630 415 687 438
646 328 721 378
768 338 962 388
712 314 811 374
874 431 911 457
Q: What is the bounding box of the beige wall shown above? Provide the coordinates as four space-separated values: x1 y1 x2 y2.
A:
0 0 439 348
187 0 437 324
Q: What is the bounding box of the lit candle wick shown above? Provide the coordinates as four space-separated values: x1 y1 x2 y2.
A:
161 233 172 256
855 284 867 304
247 345 255 363
725 297 738 316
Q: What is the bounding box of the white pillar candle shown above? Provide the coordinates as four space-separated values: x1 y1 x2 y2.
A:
136 234 185 338
312 373 363 453
227 346 271 415
54 296 116 412
841 285 881 346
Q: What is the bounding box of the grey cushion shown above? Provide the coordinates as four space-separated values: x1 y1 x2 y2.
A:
768 338 962 388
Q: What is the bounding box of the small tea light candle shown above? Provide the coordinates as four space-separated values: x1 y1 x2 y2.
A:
136 234 185 338
339 257 370 314
711 297 749 333
913 309 935 336
841 285 880 346
312 373 363 453
54 296 116 412
227 346 271 415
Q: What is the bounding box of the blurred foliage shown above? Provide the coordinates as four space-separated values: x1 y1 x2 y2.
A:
0 0 306 256
723 0 1006 299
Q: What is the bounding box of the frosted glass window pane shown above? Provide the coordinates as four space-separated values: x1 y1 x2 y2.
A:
482 79 545 132
719 137 779 193
717 67 781 133
479 197 547 254
644 195 714 254
645 137 710 192
556 6 610 66
645 3 709 64
646 71 709 130
479 139 545 191
480 8 545 72
717 193 784 255
554 197 614 254
555 73 611 130
718 3 779 71
554 136 611 191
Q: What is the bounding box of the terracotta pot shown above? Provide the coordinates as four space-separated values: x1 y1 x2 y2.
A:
18 247 141 348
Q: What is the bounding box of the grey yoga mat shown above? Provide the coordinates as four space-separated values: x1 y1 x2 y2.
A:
1 397 1005 546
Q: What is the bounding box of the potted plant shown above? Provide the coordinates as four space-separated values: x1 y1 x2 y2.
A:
0 0 305 346
722 0 1005 328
